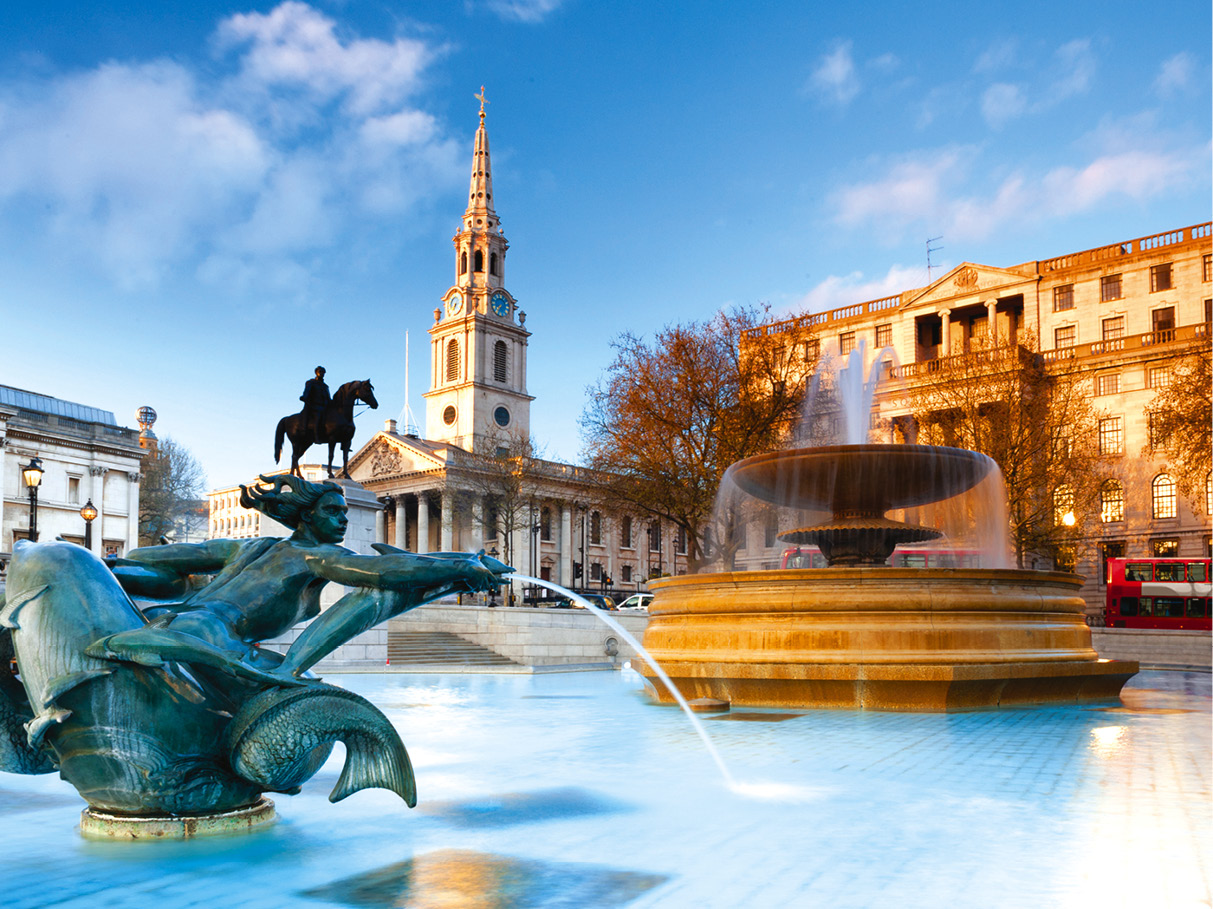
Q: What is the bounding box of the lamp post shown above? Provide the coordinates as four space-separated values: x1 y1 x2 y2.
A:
80 499 98 550
488 546 499 607
22 457 44 542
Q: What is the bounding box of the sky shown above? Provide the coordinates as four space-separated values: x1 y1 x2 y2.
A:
0 0 1208 490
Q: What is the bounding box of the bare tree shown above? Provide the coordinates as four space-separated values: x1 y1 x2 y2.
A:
580 305 816 571
139 437 206 546
1144 341 1211 512
908 333 1105 567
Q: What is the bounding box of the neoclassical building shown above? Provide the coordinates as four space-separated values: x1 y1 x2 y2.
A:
741 222 1211 614
344 98 684 598
0 386 145 561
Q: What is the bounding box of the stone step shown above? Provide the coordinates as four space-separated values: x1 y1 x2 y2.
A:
387 631 518 666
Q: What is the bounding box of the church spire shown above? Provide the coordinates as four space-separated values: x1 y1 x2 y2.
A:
465 86 497 228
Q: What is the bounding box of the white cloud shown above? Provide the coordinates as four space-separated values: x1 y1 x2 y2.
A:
1050 38 1095 100
973 38 1018 74
793 263 928 316
216 1 434 117
477 0 566 23
833 148 971 230
1154 52 1195 95
0 2 459 291
980 82 1026 129
808 41 860 106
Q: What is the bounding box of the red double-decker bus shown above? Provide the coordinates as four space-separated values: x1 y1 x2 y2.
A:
1104 558 1211 630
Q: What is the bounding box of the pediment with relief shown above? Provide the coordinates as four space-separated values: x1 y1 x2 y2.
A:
348 434 448 481
905 262 1037 310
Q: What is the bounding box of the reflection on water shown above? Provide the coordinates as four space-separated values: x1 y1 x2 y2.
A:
300 848 669 909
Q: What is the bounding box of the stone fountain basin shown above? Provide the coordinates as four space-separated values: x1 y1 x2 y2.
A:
636 568 1138 711
728 444 993 515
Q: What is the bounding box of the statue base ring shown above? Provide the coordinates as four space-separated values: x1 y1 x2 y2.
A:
79 797 277 840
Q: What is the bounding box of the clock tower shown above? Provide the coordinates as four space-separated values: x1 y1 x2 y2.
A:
425 89 533 452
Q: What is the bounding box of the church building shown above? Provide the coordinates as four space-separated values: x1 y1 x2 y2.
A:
346 96 683 599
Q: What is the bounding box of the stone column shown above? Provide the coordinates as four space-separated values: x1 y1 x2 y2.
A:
126 472 140 552
89 467 107 556
560 504 572 587
417 494 430 554
374 498 387 545
939 309 951 357
395 498 407 549
440 493 453 552
985 300 998 343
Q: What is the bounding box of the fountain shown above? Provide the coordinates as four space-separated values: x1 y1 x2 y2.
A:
636 344 1139 711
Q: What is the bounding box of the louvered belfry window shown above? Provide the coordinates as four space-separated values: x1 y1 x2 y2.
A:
446 339 460 382
494 340 508 382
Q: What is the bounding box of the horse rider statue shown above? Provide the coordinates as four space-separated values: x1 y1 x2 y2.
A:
300 366 331 443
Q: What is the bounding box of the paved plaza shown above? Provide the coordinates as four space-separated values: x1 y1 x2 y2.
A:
1 668 1208 908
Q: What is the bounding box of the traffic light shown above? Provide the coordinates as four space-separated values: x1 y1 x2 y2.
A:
573 561 582 578
604 576 613 587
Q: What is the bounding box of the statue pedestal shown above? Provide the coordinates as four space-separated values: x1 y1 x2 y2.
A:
79 798 276 839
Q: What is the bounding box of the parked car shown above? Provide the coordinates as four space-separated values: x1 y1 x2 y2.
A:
617 593 653 612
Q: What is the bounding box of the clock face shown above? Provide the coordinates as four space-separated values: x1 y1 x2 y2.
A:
491 292 510 316
446 294 462 317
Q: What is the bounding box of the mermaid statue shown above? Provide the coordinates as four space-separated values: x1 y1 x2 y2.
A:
0 473 509 821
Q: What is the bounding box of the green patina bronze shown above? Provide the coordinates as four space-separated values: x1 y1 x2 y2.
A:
0 473 509 818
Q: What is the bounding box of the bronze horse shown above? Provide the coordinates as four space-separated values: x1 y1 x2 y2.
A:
275 379 377 478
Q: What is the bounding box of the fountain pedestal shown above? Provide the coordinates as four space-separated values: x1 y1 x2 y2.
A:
638 568 1137 711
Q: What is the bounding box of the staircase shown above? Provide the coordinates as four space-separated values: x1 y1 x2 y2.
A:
386 631 520 668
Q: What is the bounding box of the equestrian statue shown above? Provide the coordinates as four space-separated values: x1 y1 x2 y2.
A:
275 367 377 478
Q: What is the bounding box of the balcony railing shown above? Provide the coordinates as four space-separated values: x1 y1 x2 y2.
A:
891 344 1030 380
1040 222 1211 273
1041 322 1205 363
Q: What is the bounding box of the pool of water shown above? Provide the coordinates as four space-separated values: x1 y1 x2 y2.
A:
2 669 1209 908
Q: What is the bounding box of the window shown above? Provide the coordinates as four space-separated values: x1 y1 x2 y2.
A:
1152 538 1179 558
443 405 457 425
1100 480 1124 522
590 511 602 545
648 523 661 552
1149 263 1173 292
68 476 80 505
1095 373 1119 396
1152 474 1177 519
1099 541 1126 583
445 339 460 382
493 340 508 382
1053 485 1075 526
804 338 820 361
621 516 633 548
764 513 778 548
1101 316 1124 341
486 501 499 539
1147 365 1172 388
490 252 499 276
1053 284 1074 311
1152 307 1175 334
621 565 633 582
1054 325 1076 348
1098 418 1123 455
1148 412 1170 449
875 324 892 348
1203 253 1211 282
590 562 602 581
675 526 687 555
1207 472 1212 516
540 507 551 542
839 331 856 356
1100 274 1122 302
474 250 484 272
460 252 468 275
493 406 510 427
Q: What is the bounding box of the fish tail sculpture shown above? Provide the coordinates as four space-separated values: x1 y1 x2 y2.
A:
226 683 416 806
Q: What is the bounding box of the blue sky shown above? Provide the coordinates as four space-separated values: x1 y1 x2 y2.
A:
1 0 1208 489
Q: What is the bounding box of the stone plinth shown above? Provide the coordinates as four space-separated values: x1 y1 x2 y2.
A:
637 568 1139 711
80 798 276 839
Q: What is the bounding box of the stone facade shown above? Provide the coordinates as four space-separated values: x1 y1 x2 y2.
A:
744 223 1212 617
0 386 144 563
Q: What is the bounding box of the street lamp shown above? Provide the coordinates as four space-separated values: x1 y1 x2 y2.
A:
22 457 44 542
488 546 499 607
80 499 98 550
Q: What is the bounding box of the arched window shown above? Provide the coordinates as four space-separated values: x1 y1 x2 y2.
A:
445 339 460 382
490 252 499 276
1100 480 1124 523
540 506 552 542
621 516 632 548
493 340 508 382
474 250 484 272
460 251 468 275
590 511 603 545
1152 474 1177 519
